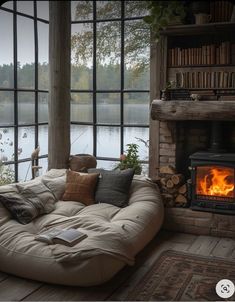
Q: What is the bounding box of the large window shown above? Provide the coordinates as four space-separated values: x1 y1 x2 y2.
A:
0 1 150 183
0 1 49 182
71 1 150 172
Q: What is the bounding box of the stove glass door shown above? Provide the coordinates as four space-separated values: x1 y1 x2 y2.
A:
196 165 234 201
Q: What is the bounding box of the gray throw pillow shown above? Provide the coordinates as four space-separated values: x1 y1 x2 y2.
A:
0 181 56 225
88 168 134 207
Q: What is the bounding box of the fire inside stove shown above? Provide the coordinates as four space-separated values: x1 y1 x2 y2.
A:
196 166 235 201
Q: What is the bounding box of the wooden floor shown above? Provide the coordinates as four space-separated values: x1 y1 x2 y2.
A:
1 230 235 301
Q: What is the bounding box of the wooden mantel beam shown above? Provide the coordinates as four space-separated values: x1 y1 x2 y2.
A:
151 100 235 121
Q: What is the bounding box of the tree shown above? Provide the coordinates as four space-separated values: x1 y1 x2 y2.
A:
71 1 150 75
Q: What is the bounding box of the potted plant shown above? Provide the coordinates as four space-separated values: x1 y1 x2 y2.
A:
115 143 142 175
144 1 186 41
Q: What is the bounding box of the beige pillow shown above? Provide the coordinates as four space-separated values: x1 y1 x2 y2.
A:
17 181 56 214
62 170 99 205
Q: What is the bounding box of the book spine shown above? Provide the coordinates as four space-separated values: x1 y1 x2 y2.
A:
211 71 215 88
211 44 215 65
207 45 210 65
226 41 230 64
179 48 182 66
216 46 220 64
199 47 202 65
168 49 171 66
232 44 235 64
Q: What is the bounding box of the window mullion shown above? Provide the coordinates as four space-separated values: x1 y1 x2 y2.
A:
13 0 18 182
34 0 39 160
93 1 97 157
120 1 125 155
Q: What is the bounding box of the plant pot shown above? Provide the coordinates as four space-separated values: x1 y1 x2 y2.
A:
191 1 210 14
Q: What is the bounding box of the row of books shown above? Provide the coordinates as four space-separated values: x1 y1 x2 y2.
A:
167 89 235 101
189 89 235 101
175 71 235 89
168 42 235 66
210 1 234 22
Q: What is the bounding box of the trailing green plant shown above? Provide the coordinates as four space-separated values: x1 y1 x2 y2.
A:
115 143 142 175
144 1 186 41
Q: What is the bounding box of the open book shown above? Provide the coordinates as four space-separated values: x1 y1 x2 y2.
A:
35 228 87 247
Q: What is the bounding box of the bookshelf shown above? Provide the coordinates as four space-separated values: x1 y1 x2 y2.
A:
159 22 235 100
149 21 235 178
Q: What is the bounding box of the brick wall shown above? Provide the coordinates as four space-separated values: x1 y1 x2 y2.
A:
159 121 235 179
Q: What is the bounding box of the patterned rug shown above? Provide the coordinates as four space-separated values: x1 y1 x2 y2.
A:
127 250 235 301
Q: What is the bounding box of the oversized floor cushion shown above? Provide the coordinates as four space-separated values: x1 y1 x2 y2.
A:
0 169 164 286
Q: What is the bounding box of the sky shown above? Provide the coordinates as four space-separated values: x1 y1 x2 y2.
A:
0 1 49 65
0 1 87 66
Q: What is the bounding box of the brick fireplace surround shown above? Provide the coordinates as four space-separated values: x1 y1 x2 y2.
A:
156 120 235 238
159 120 235 175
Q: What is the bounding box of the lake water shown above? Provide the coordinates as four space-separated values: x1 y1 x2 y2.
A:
0 103 149 181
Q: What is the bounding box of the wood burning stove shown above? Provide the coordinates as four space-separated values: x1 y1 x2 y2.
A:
189 122 235 214
189 152 235 214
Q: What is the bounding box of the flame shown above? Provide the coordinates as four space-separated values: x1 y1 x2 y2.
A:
197 167 234 197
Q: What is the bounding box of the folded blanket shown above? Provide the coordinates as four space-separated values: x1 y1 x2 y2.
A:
50 228 135 265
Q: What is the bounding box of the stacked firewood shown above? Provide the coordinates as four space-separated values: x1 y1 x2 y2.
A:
155 165 188 208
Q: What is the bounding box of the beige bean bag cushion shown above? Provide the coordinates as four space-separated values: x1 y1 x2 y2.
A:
0 169 164 286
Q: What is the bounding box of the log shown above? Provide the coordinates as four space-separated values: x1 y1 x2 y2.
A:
151 100 235 121
160 178 167 187
159 165 176 174
171 174 184 185
175 194 187 204
179 184 187 195
166 179 174 188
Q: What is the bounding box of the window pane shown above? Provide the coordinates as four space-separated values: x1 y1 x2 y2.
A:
125 1 149 18
0 127 14 162
0 11 14 88
0 164 15 185
141 163 149 176
97 160 117 170
71 125 93 154
71 23 93 90
39 157 48 176
17 1 34 16
37 1 49 20
17 16 35 89
97 126 120 158
97 93 120 124
18 161 32 182
97 1 121 19
124 127 149 160
124 20 150 90
18 92 35 124
38 21 49 90
38 125 48 156
124 92 149 125
1 1 13 9
18 126 35 159
71 93 93 123
97 21 121 90
0 91 14 125
38 92 48 123
71 1 93 21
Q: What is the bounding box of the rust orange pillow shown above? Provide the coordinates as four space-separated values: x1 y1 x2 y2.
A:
62 170 99 205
